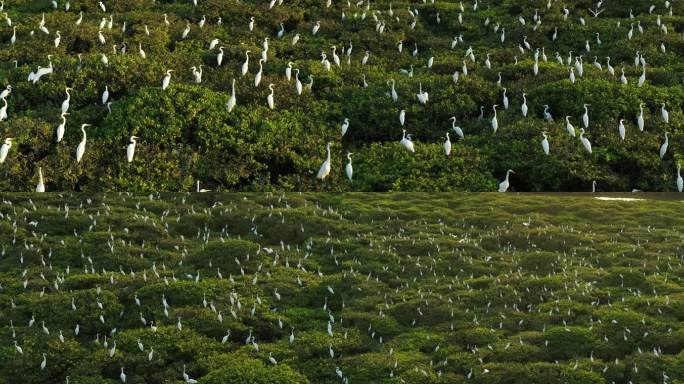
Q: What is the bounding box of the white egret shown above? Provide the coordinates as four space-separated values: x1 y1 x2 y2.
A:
340 118 350 136
0 85 11 99
400 130 415 153
345 153 353 181
660 132 669 159
498 169 514 192
36 167 45 192
661 103 669 123
227 79 236 112
579 128 592 154
241 51 251 76
618 119 626 140
120 367 126 383
102 85 109 105
285 62 293 81
217 46 224 66
54 31 61 47
491 105 499 133
388 79 398 102
0 97 7 121
254 59 264 87
565 116 576 137
40 353 46 370
267 84 275 109
502 88 509 109
127 136 138 163
449 117 464 139
637 103 645 131
399 109 405 126
295 69 303 95
61 87 73 114
444 132 452 156
76 124 92 163
162 70 173 90
541 131 549 155
0 137 12 164
316 142 332 180
521 93 528 117
582 104 590 128
677 164 683 192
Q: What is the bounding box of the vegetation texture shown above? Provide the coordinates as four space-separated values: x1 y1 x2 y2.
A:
0 193 684 383
0 0 682 191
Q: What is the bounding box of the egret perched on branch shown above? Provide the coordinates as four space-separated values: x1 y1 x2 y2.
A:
0 137 12 164
36 167 45 192
227 79 236 112
267 84 275 109
317 143 332 180
400 130 415 153
541 132 549 155
162 70 173 90
677 165 683 192
579 128 592 154
61 87 73 114
56 113 69 142
498 169 515 192
660 132 669 159
345 153 353 181
76 124 92 163
127 136 138 163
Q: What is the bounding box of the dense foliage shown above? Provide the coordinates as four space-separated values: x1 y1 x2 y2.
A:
0 193 684 383
0 0 682 191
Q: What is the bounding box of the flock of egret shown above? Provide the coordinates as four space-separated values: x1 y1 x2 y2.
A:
0 0 681 191
1 194 683 383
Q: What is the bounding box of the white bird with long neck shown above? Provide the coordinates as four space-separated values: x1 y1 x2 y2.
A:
502 88 509 109
267 84 275 109
661 103 669 123
565 116 576 137
521 93 528 117
449 117 464 139
541 131 549 155
102 85 109 105
317 143 332 180
618 119 626 140
582 104 590 128
498 169 514 192
0 97 7 121
400 130 415 153
61 87 73 114
162 70 173 90
217 46 224 66
340 118 350 136
36 167 45 192
254 59 264 87
637 103 645 131
285 62 293 81
127 136 138 163
677 165 683 192
444 132 452 156
491 105 499 133
660 132 669 159
388 79 397 102
241 51 251 76
579 128 592 154
56 112 69 142
76 124 92 163
191 65 203 83
0 137 12 164
227 79 236 112
345 153 353 181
